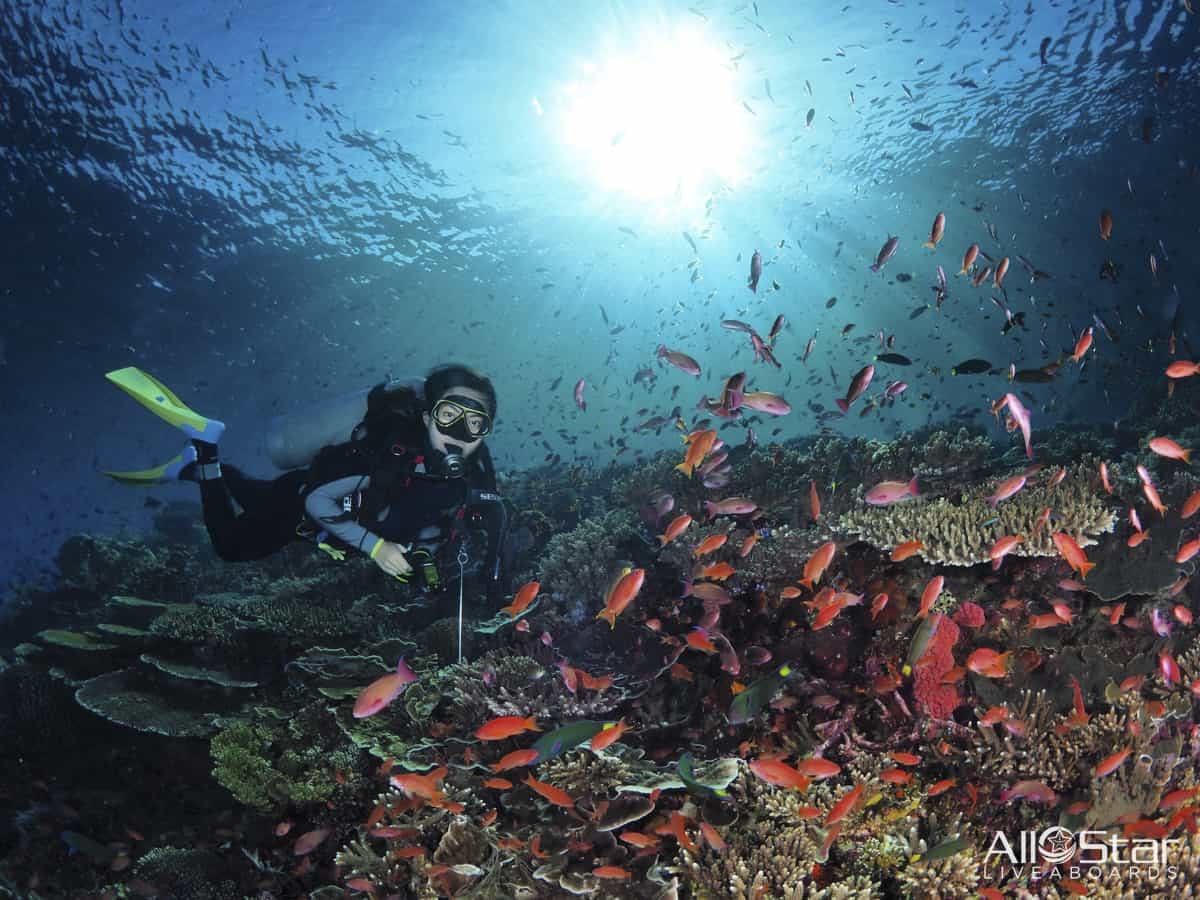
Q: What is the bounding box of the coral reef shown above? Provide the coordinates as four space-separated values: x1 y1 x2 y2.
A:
837 464 1116 566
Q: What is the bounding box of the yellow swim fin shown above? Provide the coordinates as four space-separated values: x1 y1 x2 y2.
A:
103 445 197 485
105 367 224 442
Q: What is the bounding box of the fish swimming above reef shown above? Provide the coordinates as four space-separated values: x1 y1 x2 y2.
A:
727 663 795 724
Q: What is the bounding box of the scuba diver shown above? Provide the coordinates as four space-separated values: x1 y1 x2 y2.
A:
102 364 512 603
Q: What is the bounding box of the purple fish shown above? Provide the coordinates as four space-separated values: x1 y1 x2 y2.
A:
870 235 899 272
748 250 763 292
574 378 586 411
836 364 875 413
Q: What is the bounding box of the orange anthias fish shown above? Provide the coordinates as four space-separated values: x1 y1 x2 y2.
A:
676 429 718 477
352 657 419 719
826 783 865 826
890 539 924 561
1070 326 1094 363
799 541 837 590
1052 532 1096 579
491 748 540 772
501 581 540 618
589 718 630 751
593 866 632 880
917 575 944 619
697 561 736 580
795 757 842 779
1149 436 1191 462
658 513 693 547
524 774 576 808
749 758 812 790
967 648 1012 678
389 766 448 801
596 567 646 628
686 627 719 654
475 715 540 741
692 533 728 557
1095 747 1131 777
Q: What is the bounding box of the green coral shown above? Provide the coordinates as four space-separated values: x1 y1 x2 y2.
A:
211 722 289 810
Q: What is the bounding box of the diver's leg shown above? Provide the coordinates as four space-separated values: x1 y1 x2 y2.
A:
196 462 308 562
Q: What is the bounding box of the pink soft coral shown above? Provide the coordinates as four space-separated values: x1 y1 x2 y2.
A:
911 614 962 719
953 601 986 629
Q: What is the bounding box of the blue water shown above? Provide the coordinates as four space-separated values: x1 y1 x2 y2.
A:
1 0 1197 602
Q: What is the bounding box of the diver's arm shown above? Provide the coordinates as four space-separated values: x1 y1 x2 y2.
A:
304 475 384 556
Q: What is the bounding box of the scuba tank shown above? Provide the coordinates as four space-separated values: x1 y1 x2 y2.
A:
265 376 424 470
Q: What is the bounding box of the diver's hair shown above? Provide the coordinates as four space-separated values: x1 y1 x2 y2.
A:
424 364 497 419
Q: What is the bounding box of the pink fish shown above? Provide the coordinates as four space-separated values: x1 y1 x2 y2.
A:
657 345 701 375
883 381 908 399
293 828 332 856
574 378 586 411
865 477 919 506
836 364 875 413
1001 392 1033 458
712 631 740 675
870 235 899 272
353 657 418 718
750 331 781 367
748 250 763 292
998 780 1058 805
704 496 759 518
739 391 791 416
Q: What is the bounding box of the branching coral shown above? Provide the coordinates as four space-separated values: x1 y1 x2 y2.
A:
837 464 1115 566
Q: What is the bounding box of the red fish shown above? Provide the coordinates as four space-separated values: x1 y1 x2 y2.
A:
1149 436 1190 462
1052 532 1096 579
658 514 693 546
490 749 540 772
476 716 540 741
825 783 864 826
596 567 645 628
1070 327 1094 363
590 718 629 751
966 648 1011 678
389 766 448 800
353 657 419 719
293 828 331 856
749 758 812 790
795 757 842 779
501 581 540 618
958 242 979 275
917 575 945 619
524 774 575 808
799 542 837 590
1094 747 1130 777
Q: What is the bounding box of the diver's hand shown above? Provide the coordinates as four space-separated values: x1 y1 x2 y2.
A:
373 541 413 579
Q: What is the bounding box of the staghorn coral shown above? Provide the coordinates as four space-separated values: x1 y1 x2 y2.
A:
963 689 1103 791
537 749 634 796
837 464 1115 566
442 653 624 731
893 854 982 899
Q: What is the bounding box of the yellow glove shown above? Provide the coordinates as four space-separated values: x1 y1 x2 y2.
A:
317 542 346 562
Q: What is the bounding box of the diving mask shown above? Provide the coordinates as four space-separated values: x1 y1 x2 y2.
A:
432 395 492 441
